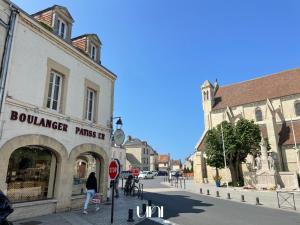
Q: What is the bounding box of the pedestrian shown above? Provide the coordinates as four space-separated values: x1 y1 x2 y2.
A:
83 172 99 214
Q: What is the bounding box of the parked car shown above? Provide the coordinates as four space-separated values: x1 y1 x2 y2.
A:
151 171 158 176
157 171 168 176
138 171 154 179
120 171 133 179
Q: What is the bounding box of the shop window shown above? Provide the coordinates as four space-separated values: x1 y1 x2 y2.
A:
72 153 100 196
6 146 56 203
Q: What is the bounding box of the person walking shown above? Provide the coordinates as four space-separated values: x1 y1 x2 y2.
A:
83 172 99 214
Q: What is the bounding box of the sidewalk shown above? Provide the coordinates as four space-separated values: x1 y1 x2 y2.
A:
162 179 300 213
13 192 147 225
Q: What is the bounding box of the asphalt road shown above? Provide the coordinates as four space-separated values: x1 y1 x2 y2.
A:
136 177 300 225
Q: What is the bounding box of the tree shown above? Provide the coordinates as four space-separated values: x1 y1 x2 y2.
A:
205 119 261 185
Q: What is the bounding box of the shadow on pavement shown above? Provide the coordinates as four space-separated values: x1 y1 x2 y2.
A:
141 191 213 220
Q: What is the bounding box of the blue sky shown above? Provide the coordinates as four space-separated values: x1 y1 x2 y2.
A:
13 0 300 160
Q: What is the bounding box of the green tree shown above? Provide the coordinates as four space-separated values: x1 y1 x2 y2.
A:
205 119 261 185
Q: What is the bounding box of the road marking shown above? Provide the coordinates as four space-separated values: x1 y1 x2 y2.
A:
149 217 180 225
143 188 178 193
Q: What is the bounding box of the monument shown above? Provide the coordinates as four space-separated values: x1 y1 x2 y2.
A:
256 137 277 189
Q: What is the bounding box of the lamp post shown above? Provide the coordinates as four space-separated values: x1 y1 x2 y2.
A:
290 117 300 175
221 123 229 188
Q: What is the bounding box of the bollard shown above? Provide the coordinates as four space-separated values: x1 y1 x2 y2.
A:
216 191 220 197
207 189 210 195
227 193 231 199
148 200 152 206
241 195 245 202
200 188 203 194
127 209 135 222
122 178 124 190
142 203 147 214
256 197 261 205
180 179 182 188
141 184 144 200
184 178 186 189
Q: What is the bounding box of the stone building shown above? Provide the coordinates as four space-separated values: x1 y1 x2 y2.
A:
111 146 126 172
0 3 116 220
194 69 300 187
150 148 159 171
124 136 151 171
158 154 171 172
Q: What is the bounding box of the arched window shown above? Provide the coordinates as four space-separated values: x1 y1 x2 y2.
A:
7 146 56 203
255 108 263 122
203 91 207 101
295 101 300 116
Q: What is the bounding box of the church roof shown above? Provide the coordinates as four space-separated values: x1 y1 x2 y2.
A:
213 68 300 110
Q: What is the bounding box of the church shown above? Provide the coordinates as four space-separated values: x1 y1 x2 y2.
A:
194 68 300 189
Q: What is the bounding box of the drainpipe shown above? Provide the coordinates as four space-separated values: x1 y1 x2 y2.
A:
0 6 18 139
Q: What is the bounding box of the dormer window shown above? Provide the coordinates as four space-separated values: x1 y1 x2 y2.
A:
90 44 97 61
57 18 67 39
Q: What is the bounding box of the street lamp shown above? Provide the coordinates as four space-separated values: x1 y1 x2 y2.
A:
111 117 125 147
220 122 229 188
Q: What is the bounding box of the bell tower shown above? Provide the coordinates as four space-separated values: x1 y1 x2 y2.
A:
201 80 216 130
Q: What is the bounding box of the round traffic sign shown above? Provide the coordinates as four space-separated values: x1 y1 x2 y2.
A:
109 160 120 180
131 168 140 177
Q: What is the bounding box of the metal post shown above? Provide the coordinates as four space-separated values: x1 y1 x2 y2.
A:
207 189 210 195
241 195 245 202
256 197 260 205
127 209 134 222
227 193 231 199
221 123 229 188
111 181 115 224
200 188 203 194
184 178 186 189
216 191 220 197
148 200 152 206
141 184 144 200
142 203 147 215
180 179 182 188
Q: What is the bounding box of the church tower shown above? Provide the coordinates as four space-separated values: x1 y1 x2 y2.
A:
201 80 216 130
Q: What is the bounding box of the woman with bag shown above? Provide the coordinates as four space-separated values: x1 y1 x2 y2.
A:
83 172 99 214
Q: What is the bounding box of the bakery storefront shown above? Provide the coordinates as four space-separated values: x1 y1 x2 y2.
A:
0 109 110 220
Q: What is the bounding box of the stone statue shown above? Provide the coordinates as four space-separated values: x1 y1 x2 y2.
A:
268 154 275 171
255 156 261 170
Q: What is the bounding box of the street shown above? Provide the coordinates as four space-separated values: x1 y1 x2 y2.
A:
137 177 300 225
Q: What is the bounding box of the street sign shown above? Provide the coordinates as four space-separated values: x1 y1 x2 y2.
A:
131 168 140 177
109 160 120 180
109 159 120 224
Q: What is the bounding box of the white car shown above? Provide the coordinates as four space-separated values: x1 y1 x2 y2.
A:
138 171 154 179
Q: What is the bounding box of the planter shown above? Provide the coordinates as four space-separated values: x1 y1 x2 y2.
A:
215 180 221 187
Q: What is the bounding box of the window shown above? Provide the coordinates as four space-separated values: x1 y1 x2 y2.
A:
255 108 263 122
47 71 62 111
57 18 67 39
86 88 96 122
295 101 300 116
90 44 97 61
6 146 55 203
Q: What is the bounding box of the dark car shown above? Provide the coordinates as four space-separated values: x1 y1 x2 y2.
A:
157 171 168 176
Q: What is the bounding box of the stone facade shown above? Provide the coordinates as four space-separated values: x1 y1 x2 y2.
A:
195 69 300 185
0 2 116 220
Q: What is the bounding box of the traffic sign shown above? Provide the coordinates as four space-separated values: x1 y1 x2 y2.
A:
131 168 140 177
109 160 120 180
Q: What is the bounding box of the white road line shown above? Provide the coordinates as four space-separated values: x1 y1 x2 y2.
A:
148 217 180 225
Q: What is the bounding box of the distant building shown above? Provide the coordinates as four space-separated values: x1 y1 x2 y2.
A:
158 154 171 172
183 152 195 171
123 136 151 171
149 148 159 171
171 160 181 171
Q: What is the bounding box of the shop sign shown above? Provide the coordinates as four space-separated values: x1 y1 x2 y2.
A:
10 110 105 140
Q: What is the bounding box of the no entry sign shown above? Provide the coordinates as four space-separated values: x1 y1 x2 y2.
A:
109 160 120 180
